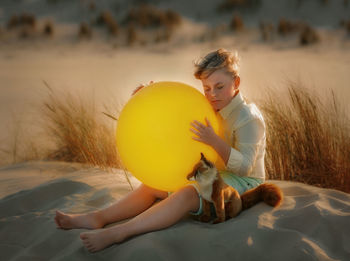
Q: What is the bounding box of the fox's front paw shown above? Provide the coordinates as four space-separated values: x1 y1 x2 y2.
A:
199 215 211 223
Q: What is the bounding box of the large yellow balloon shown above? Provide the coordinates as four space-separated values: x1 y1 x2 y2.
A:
116 81 225 192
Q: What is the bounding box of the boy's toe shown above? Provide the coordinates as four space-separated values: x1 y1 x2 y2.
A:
80 233 88 240
54 216 61 228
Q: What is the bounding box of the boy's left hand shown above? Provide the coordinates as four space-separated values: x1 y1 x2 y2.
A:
190 118 218 146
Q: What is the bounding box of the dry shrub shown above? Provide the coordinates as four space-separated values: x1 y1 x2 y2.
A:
230 15 244 31
79 22 92 39
124 5 181 29
346 21 350 35
6 13 37 39
300 25 320 46
43 21 54 37
219 0 246 9
7 13 36 30
123 5 181 44
260 82 350 193
340 19 350 34
7 14 19 30
42 84 120 169
260 21 274 41
108 22 119 36
97 11 113 26
97 11 119 36
127 25 138 46
164 9 182 29
19 13 36 29
89 1 96 12
217 0 261 12
277 18 300 36
124 5 163 28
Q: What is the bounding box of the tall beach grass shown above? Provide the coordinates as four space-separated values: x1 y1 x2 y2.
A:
40 83 134 190
260 82 350 193
4 81 349 193
41 82 120 168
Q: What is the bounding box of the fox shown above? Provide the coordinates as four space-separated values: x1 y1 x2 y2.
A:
187 153 283 224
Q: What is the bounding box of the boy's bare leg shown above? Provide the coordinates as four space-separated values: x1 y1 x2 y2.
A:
54 184 168 230
80 185 200 252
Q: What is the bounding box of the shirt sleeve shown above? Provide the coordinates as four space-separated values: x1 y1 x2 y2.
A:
226 118 265 177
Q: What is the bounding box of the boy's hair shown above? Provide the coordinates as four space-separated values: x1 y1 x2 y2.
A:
194 48 240 80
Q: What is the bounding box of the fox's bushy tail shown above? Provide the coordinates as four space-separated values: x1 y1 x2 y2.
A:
241 183 283 210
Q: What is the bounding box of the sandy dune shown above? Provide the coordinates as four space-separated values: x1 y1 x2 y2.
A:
0 161 349 261
1 1 349 260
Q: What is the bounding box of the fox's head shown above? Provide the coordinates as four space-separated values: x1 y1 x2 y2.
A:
187 153 217 182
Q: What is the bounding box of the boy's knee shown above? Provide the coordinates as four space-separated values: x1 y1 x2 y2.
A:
139 184 168 199
177 185 200 206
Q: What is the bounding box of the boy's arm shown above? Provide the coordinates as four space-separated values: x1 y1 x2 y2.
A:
190 118 231 164
191 118 265 176
209 135 231 165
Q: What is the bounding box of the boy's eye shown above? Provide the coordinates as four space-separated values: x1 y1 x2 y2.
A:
216 85 223 89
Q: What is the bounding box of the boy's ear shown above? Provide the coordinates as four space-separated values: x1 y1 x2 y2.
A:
234 76 240 89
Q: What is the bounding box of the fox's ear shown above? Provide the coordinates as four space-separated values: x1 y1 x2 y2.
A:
200 153 205 160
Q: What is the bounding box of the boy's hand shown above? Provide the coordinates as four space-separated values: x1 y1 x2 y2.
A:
190 118 219 146
131 81 154 96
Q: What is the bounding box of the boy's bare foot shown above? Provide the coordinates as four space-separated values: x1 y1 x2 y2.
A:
80 226 127 252
54 210 104 230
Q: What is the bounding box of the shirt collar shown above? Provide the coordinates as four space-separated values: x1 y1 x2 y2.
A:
218 92 245 120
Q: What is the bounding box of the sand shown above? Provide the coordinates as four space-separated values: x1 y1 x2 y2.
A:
1 1 350 260
0 161 349 261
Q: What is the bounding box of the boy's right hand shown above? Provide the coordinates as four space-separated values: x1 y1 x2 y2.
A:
132 81 154 96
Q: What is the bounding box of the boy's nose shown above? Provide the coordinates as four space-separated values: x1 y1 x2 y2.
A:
208 90 217 98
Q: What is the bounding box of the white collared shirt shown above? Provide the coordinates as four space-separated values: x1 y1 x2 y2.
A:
218 92 266 180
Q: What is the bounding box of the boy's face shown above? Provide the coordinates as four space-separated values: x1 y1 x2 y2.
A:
201 69 239 111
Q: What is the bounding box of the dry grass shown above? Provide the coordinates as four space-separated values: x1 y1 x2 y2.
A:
19 13 36 29
126 25 138 46
260 82 350 193
89 1 96 12
277 18 300 36
43 21 54 37
41 83 120 170
7 14 20 30
260 21 274 42
217 0 261 12
123 5 182 30
96 10 119 36
230 15 244 32
79 22 93 39
339 19 350 35
346 21 350 35
299 25 320 46
3 80 348 193
39 83 134 190
40 80 348 193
